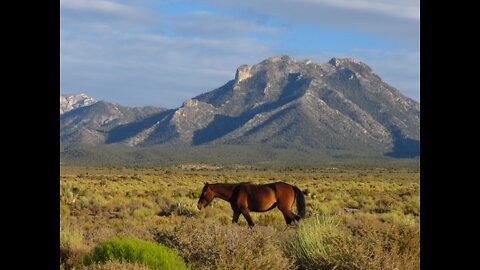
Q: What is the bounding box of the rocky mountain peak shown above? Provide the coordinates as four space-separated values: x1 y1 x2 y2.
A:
234 65 253 84
263 54 292 63
60 93 97 114
328 57 373 74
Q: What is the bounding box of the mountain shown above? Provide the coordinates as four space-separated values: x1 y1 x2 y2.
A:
60 55 420 162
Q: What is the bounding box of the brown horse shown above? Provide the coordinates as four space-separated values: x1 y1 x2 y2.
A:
197 182 306 227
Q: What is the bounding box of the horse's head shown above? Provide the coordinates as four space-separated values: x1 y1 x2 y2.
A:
197 182 215 210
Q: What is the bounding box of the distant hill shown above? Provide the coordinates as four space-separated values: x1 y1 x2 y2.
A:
60 55 419 163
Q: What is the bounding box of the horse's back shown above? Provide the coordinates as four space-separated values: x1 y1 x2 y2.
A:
242 182 293 196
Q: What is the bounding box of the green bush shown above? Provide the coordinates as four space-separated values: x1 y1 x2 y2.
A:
84 237 189 270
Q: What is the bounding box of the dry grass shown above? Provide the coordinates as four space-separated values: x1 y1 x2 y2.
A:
153 221 295 270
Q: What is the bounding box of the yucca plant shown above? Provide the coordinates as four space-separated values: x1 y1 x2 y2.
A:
60 183 81 204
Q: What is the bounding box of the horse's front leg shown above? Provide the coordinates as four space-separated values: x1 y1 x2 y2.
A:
241 209 255 228
232 211 241 224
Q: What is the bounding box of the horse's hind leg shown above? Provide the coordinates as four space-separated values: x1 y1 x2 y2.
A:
278 204 297 225
280 210 296 224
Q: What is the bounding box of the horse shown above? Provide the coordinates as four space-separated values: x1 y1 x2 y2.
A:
197 182 306 227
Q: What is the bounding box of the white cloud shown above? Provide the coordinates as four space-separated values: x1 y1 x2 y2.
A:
298 0 419 20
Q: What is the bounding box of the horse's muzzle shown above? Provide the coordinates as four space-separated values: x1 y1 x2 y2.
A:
197 203 203 210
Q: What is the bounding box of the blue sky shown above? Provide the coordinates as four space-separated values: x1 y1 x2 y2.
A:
60 0 419 108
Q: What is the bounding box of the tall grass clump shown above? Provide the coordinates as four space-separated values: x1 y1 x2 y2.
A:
285 214 346 270
83 237 189 270
286 214 420 270
60 223 88 269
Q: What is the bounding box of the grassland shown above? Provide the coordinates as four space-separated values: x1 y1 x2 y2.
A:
60 163 420 270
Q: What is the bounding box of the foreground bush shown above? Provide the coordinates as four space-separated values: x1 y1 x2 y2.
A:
85 260 151 270
83 237 189 270
285 214 420 270
153 221 294 270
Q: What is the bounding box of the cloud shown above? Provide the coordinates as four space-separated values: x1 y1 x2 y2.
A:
194 0 419 41
300 0 419 20
168 10 283 38
60 0 160 32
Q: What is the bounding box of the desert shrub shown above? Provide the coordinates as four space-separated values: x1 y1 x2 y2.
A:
403 195 420 216
308 200 343 216
342 198 360 209
153 221 294 270
60 203 70 217
187 190 201 199
132 207 158 219
83 237 189 270
373 196 397 213
256 212 285 226
342 215 420 270
159 201 199 217
170 202 198 216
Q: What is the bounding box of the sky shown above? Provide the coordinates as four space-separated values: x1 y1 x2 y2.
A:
60 0 420 109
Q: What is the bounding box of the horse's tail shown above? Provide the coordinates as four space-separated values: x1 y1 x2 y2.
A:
292 185 306 219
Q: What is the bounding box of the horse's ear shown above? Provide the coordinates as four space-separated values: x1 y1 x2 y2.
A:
204 182 209 185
